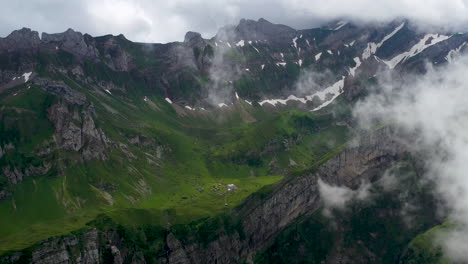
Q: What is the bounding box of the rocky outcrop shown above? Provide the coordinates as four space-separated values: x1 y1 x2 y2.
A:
33 78 87 105
234 18 296 44
97 35 133 71
0 28 41 53
1 163 51 185
0 161 51 200
42 28 99 58
184 32 205 49
0 143 14 159
0 229 121 264
47 102 110 161
317 127 403 188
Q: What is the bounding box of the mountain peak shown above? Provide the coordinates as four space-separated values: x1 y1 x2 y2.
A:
234 17 295 43
184 31 205 48
0 27 41 52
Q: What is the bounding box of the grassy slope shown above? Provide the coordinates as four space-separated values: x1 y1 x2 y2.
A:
400 222 454 264
0 71 349 255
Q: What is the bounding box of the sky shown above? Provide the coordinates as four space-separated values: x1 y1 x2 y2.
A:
1 0 468 43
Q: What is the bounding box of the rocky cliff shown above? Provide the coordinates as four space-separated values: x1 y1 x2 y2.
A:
0 127 408 264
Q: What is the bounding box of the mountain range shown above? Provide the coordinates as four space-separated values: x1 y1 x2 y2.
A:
0 18 464 263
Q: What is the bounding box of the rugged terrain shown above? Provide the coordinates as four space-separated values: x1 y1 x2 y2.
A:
0 18 465 263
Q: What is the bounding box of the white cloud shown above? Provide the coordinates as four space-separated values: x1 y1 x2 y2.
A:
1 0 468 43
318 178 370 210
353 55 468 261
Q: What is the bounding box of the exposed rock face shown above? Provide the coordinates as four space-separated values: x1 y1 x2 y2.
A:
234 18 296 44
0 28 41 53
317 127 403 188
184 31 205 48
1 163 51 185
33 78 87 105
1 127 407 263
97 35 133 71
47 102 110 161
42 28 99 57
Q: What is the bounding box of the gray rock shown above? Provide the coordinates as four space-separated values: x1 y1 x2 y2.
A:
234 18 296 44
33 78 87 105
42 28 99 57
1 163 51 185
47 102 109 161
184 31 205 48
0 28 41 53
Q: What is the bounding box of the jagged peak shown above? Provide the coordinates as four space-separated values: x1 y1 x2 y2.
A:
42 28 84 42
234 17 296 42
5 27 40 41
184 31 202 43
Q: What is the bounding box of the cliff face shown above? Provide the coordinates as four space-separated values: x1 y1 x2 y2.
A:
1 127 407 264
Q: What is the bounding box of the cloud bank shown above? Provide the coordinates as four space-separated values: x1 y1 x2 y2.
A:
353 55 468 261
2 0 468 43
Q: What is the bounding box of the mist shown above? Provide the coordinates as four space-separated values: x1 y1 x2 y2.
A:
2 0 468 43
353 54 468 261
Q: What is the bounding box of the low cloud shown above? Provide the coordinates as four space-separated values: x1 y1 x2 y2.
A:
2 0 468 43
318 178 371 210
353 54 468 261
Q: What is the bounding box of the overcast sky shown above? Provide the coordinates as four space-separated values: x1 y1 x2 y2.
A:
1 0 468 43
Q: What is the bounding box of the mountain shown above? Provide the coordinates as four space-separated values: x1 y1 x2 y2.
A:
0 18 463 263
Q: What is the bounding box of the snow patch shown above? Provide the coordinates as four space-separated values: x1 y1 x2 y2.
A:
261 64 265 70
292 37 298 49
446 42 467 63
311 78 345 111
245 68 250 71
382 34 452 69
226 42 232 48
258 77 345 110
327 50 333 55
218 103 228 108
280 53 284 59
377 22 405 47
185 106 194 110
306 39 310 47
22 72 32 82
362 22 405 60
235 92 239 100
315 52 322 61
236 40 245 47
349 40 356 46
252 46 260 53
362 43 378 60
105 89 112 95
298 59 303 67
334 21 348 31
165 98 173 104
276 62 286 67
349 57 361 77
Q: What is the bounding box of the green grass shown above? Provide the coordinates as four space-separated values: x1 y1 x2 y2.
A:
0 68 349 257
401 222 455 264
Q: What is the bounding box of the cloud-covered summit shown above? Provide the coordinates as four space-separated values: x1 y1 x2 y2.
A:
1 0 468 43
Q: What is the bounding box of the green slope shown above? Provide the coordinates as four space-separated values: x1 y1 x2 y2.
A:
0 72 349 255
